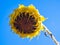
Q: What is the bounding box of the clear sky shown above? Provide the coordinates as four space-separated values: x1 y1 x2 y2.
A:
0 0 60 45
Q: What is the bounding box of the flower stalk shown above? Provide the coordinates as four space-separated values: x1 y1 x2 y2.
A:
42 24 60 45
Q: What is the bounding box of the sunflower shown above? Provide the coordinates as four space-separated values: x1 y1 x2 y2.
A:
9 4 46 39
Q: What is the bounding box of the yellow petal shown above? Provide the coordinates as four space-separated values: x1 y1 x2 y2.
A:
40 15 46 22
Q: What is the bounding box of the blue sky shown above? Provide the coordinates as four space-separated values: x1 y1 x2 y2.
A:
0 0 60 45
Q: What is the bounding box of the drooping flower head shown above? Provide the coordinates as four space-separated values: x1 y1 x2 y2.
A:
9 4 46 39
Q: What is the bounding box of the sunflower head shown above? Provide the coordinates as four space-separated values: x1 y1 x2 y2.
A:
9 4 46 39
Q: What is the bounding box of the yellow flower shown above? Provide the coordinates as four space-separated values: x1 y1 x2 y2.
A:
9 4 46 39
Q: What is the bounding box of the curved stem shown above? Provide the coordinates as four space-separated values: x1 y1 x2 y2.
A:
42 24 60 45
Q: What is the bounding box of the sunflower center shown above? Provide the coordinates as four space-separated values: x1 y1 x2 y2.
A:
14 12 37 34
